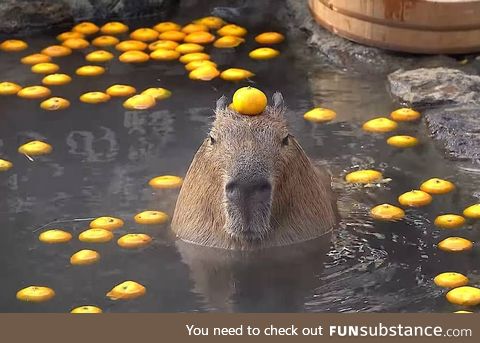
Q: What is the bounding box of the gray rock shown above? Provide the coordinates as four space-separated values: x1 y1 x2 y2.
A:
0 0 72 34
284 0 457 74
0 0 178 34
388 68 480 107
424 105 480 162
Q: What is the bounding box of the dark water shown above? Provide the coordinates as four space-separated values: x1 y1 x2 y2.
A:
1 0 479 313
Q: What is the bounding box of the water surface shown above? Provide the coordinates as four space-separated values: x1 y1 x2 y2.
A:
1 0 479 313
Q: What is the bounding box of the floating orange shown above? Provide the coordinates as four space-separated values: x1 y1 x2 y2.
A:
213 35 245 48
115 40 147 52
398 190 432 207
42 74 72 86
119 50 150 63
130 28 159 42
20 53 51 65
123 94 156 110
40 97 70 111
91 35 120 47
17 86 51 99
183 31 215 44
255 32 285 44
100 22 129 35
62 38 90 49
420 178 455 195
72 22 99 35
0 39 28 52
41 45 72 57
217 24 247 37
148 175 183 189
370 204 405 221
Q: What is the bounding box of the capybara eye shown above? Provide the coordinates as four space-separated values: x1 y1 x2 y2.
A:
281 134 289 146
209 135 216 145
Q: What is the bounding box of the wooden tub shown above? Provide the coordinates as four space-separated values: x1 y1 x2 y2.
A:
308 0 480 54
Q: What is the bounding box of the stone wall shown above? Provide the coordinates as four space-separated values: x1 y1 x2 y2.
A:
0 0 178 34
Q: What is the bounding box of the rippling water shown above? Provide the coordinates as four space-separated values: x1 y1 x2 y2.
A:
1 0 479 313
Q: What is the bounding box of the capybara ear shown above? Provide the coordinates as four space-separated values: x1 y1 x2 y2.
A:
271 92 285 118
215 95 228 114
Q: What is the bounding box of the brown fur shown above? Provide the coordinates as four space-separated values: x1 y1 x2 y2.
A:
172 94 337 250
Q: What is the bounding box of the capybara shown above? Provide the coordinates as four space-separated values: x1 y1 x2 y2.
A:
172 93 337 250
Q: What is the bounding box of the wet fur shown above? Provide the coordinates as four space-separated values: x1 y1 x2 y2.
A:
172 94 337 250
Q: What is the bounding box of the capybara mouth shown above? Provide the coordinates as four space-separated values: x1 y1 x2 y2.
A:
224 204 272 242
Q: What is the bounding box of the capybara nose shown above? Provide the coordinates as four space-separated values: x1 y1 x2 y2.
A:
225 178 272 204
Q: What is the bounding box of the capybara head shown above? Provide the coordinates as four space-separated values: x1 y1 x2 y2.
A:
172 93 337 250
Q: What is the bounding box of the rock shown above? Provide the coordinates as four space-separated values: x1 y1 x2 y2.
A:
284 0 457 74
424 105 480 162
0 0 71 34
388 68 480 107
0 0 178 34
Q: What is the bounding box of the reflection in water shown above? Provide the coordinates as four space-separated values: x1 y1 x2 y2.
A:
176 236 331 312
66 128 118 162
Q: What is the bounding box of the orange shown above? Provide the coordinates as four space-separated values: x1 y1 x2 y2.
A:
220 68 254 81
119 50 150 63
62 38 90 49
123 94 156 110
20 53 51 65
188 65 220 81
100 21 129 35
181 23 209 34
89 216 124 231
437 237 473 253
0 82 22 95
70 249 100 265
303 108 336 123
446 286 480 306
106 84 136 97
386 135 419 148
249 47 279 60
41 45 72 57
134 211 169 225
148 175 183 189
117 233 153 249
420 178 455 195
213 35 245 48
183 31 215 44
390 108 421 122
362 117 398 133
0 39 28 52
40 97 70 111
16 286 55 303
78 228 113 243
18 140 52 155
38 229 72 243
370 204 405 221
175 43 204 54
232 86 267 115
150 49 180 61
0 159 13 172
255 32 285 44
179 52 210 64
141 88 171 100
153 21 181 33
193 16 225 30
345 170 383 183
72 22 99 35
56 31 84 41
148 40 179 51
185 60 217 71
71 305 103 313
85 50 114 63
217 24 247 37
31 62 60 74
79 92 110 104
130 28 159 42
42 74 71 86
75 65 105 76
158 30 186 42
91 35 120 47
106 281 146 300
463 204 480 219
434 214 465 229
434 272 469 288
398 190 432 207
115 40 147 52
17 86 51 99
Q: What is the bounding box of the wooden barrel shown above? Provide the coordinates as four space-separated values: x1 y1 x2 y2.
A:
308 0 480 54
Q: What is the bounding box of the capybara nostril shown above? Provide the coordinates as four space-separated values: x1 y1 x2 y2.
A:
225 178 272 204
